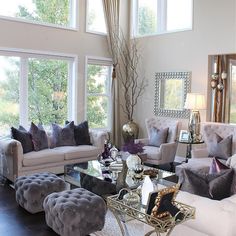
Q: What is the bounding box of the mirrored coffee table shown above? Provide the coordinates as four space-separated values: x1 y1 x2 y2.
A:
64 160 176 196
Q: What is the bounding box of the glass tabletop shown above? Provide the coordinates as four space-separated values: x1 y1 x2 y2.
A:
64 160 176 190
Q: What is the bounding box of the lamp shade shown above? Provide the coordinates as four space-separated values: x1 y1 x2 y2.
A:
184 93 206 110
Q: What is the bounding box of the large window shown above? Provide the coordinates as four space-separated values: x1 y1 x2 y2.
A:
132 0 193 37
0 50 76 138
86 0 107 34
0 0 77 28
86 58 112 129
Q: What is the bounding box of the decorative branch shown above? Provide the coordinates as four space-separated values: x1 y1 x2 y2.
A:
111 29 148 121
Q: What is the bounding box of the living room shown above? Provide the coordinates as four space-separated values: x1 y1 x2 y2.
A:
0 0 236 236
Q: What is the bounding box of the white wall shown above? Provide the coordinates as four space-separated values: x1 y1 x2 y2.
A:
134 0 236 145
0 0 111 123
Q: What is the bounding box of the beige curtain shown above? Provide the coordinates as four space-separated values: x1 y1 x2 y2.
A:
103 0 121 147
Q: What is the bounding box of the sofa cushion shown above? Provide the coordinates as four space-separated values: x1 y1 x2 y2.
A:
51 121 76 147
11 126 34 154
149 127 169 147
207 133 232 160
23 149 64 167
180 168 234 200
29 122 49 151
175 185 236 236
53 145 101 160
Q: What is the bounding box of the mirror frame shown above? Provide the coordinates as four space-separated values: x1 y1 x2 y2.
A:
154 71 191 118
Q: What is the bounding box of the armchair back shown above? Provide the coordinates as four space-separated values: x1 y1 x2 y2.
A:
202 122 236 155
145 117 181 143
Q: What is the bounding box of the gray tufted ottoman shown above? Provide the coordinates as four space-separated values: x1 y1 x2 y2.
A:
43 188 107 236
14 172 66 214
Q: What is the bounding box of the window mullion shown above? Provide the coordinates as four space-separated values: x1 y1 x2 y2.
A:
19 57 28 127
158 0 167 33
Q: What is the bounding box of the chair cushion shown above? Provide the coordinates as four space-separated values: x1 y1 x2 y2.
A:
53 145 101 160
29 122 49 151
207 133 232 160
149 127 169 147
51 121 76 147
143 146 162 160
11 126 34 154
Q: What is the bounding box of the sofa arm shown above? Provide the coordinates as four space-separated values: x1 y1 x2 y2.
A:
0 138 23 181
89 130 109 149
134 138 149 145
159 142 178 163
191 148 209 159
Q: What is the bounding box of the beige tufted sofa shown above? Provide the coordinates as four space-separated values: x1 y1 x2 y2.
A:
135 117 181 166
0 130 108 182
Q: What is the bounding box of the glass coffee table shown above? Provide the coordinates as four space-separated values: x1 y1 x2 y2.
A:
64 160 176 196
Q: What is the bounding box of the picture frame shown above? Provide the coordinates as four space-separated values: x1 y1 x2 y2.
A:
146 185 180 219
179 130 190 142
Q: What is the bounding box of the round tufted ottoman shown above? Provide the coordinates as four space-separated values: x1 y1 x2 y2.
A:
43 188 107 236
14 172 67 214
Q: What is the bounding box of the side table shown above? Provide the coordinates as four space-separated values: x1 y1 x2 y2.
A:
177 140 204 163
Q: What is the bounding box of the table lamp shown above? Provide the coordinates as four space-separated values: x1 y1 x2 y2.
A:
184 93 206 142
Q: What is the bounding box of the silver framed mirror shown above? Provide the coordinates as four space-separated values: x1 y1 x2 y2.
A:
154 72 191 118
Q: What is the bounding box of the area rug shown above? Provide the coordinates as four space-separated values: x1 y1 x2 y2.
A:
91 210 153 236
91 211 208 236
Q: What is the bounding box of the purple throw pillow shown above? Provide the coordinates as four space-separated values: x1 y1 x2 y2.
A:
11 126 34 154
29 122 48 151
209 157 229 174
51 121 76 147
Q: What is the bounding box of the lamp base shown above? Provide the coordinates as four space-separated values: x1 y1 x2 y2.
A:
189 110 201 142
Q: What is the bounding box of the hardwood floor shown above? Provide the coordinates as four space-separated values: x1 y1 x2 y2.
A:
0 182 57 236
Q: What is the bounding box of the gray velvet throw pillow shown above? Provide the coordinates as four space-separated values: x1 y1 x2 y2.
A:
51 121 76 147
65 120 91 145
149 127 169 147
11 126 34 154
180 168 234 200
29 122 48 151
208 133 232 160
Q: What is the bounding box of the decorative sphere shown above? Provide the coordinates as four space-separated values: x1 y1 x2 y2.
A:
217 83 224 91
221 71 227 80
126 154 141 170
210 79 217 89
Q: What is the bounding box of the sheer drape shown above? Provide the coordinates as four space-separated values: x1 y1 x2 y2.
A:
103 0 121 146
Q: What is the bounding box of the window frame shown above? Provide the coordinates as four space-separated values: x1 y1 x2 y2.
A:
85 0 107 36
0 0 79 31
131 0 193 38
0 47 78 130
85 56 112 131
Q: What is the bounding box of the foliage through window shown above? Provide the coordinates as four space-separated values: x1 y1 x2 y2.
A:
87 0 107 34
0 52 75 138
86 60 112 129
133 0 193 37
0 0 76 28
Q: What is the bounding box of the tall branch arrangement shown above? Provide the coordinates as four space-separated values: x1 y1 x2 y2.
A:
112 30 147 121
